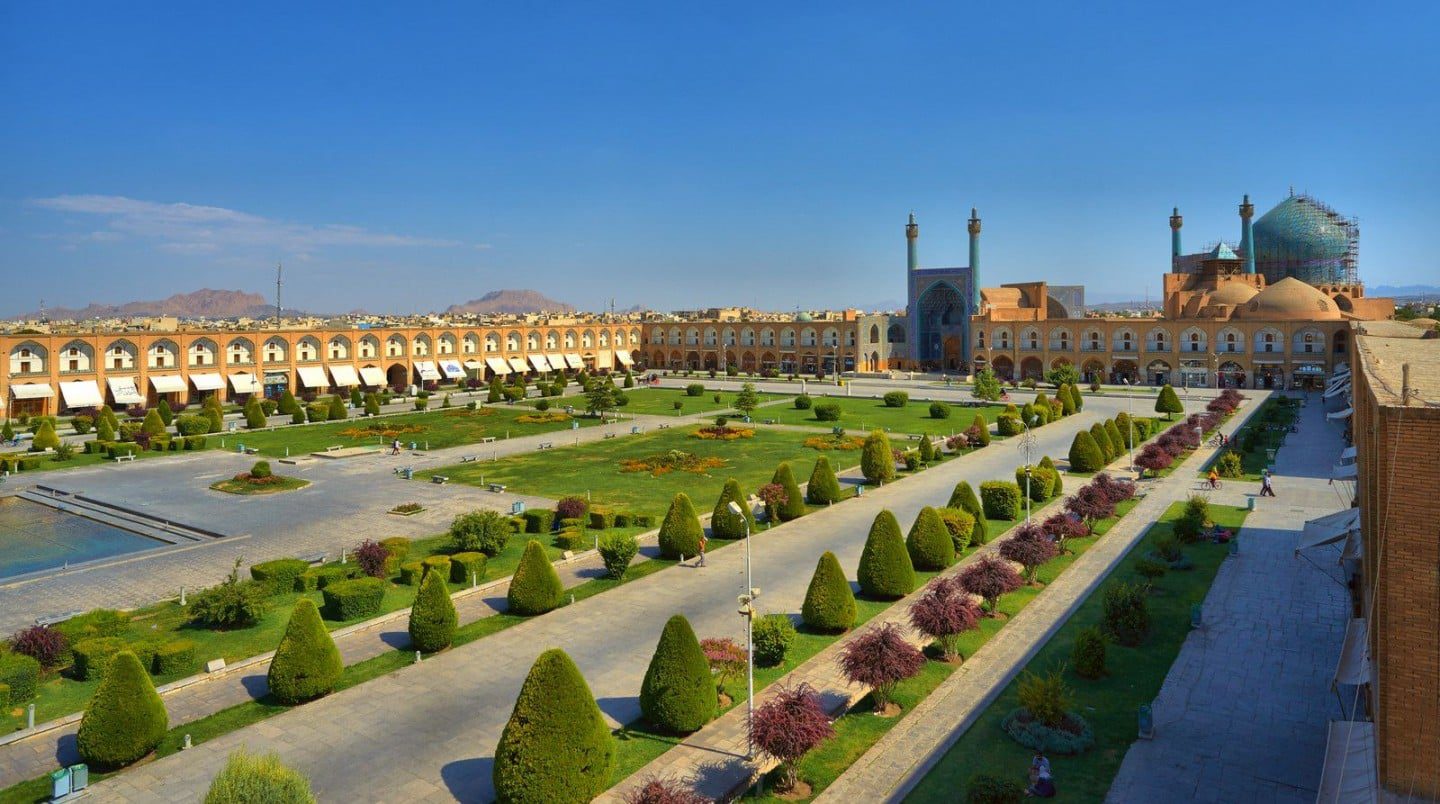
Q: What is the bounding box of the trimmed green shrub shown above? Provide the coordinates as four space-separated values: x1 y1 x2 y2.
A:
860 429 896 484
771 462 806 522
204 748 317 804
1015 465 1055 504
409 569 458 652
996 414 1023 437
1089 422 1116 464
936 507 976 553
96 416 117 442
1058 384 1077 416
31 420 60 451
806 457 843 505
450 552 487 584
882 391 909 407
321 577 386 620
970 412 991 446
1104 420 1125 461
793 394 813 410
917 436 936 464
598 532 639 579
639 615 716 733
268 599 343 705
141 408 166 437
710 478 755 539
250 558 309 593
493 648 614 804
1216 450 1243 477
948 480 983 520
1038 455 1062 497
928 401 951 419
156 399 174 426
587 510 616 530
801 551 856 632
1067 431 1105 473
508 540 563 615
175 414 209 436
448 510 511 556
657 493 704 558
752 613 796 667
296 565 352 591
980 481 1022 521
0 652 41 701
1102 580 1150 646
523 508 556 534
1072 625 1108 679
906 506 956 570
1114 411 1136 448
857 509 916 599
327 394 347 421
813 402 841 421
76 651 167 769
244 397 266 429
421 554 452 580
1155 384 1183 419
72 636 128 681
398 562 426 586
152 640 197 676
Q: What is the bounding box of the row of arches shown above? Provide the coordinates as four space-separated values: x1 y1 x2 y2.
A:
644 349 883 374
645 326 858 350
974 325 1344 356
977 354 1328 390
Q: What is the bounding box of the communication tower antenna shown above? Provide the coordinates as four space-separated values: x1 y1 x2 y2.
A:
38 299 47 323
275 263 283 327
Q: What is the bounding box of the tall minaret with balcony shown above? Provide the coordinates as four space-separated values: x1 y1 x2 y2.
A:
906 212 919 274
1170 206 1183 271
1239 194 1256 274
967 208 981 310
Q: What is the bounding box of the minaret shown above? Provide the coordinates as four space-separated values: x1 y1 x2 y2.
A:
1169 206 1183 268
906 212 919 273
1239 194 1256 274
967 208 981 309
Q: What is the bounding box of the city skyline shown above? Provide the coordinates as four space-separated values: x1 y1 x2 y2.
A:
3 3 1437 317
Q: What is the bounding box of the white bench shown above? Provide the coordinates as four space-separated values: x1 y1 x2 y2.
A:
113 454 136 463
431 475 449 485
480 436 497 444
537 442 554 450
488 483 507 493
325 445 343 452
460 455 479 463
603 433 616 439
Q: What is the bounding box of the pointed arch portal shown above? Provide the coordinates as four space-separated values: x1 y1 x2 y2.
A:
916 281 969 370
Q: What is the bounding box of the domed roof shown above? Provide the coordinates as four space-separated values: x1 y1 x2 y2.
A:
1232 277 1342 321
1252 194 1354 275
1206 281 1259 306
796 312 814 322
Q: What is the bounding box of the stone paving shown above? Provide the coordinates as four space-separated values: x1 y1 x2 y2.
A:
79 396 1175 801
1105 394 1351 804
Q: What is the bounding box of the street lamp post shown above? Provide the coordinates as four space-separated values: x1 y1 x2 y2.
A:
728 500 759 760
1122 378 1135 472
1017 422 1037 522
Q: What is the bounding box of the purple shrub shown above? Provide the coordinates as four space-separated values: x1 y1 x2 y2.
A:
11 624 68 668
908 579 980 661
556 496 589 521
958 554 1023 613
749 683 834 793
998 526 1060 582
354 539 392 579
838 622 925 710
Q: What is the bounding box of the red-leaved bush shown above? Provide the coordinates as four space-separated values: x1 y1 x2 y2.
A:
1135 443 1174 476
354 539 391 578
1042 512 1090 553
11 624 68 668
998 525 1060 582
1090 473 1136 504
750 683 835 792
699 637 746 694
621 775 713 804
1065 483 1116 524
958 554 1023 613
839 622 925 711
556 496 589 521
908 578 980 661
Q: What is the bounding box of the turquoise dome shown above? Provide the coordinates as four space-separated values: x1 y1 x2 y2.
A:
1252 194 1355 285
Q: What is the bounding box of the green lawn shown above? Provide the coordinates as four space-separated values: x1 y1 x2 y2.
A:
216 405 600 458
419 426 853 517
1198 396 1299 481
209 474 310 495
521 386 792 418
759 396 1009 436
906 501 1249 803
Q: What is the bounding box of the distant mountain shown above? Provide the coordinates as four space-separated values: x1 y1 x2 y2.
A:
1085 300 1161 313
445 289 574 315
1371 284 1440 299
11 289 275 321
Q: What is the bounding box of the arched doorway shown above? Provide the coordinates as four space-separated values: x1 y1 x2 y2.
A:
1020 356 1043 381
1146 360 1171 387
992 355 1015 381
1218 361 1245 389
916 281 968 370
1111 359 1138 385
386 363 409 390
1082 358 1105 383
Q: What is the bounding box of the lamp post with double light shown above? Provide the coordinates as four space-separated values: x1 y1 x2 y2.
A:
728 500 759 759
1017 422 1037 522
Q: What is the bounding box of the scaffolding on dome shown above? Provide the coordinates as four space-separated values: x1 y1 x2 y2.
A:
1254 192 1359 286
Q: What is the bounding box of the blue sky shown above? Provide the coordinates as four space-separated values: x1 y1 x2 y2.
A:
2 2 1436 316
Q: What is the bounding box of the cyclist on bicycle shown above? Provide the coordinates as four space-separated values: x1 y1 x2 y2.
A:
1207 468 1221 489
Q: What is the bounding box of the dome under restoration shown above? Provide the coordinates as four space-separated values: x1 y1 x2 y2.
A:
1251 194 1357 285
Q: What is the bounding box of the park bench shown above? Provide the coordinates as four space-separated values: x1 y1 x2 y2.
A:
907 434 922 441
113 454 136 463
393 466 413 476
300 552 327 565
431 475 449 485
603 432 616 439
658 424 670 430
537 442 554 450
480 436 497 444
241 446 260 455
762 418 777 425
488 483 506 493
325 445 343 452
35 611 82 627
460 455 479 463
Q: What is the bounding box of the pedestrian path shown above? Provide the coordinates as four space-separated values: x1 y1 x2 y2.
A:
602 397 1266 803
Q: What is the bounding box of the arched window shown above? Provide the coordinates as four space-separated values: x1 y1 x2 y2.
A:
869 324 880 344
147 340 179 369
263 338 288 363
358 336 379 359
188 339 217 367
225 339 252 365
327 336 350 360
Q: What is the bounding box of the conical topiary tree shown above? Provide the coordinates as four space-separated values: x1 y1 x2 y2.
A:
268 598 343 705
157 399 174 426
96 415 116 443
917 435 936 464
76 650 168 769
1090 423 1115 464
327 394 347 421
508 539 563 615
31 420 60 451
857 510 916 599
99 404 120 431
141 408 166 437
860 430 896 485
205 748 316 804
906 506 955 570
278 389 300 416
771 463 806 522
970 411 991 446
1071 383 1084 411
639 615 717 733
493 648 614 804
1115 411 1136 450
948 481 983 520
710 479 755 540
244 396 266 429
408 568 457 652
657 493 704 557
206 404 224 433
1038 455 1062 498
1067 431 1105 473
1104 420 1125 462
1058 385 1076 416
1155 384 1183 420
806 457 843 505
801 551 857 632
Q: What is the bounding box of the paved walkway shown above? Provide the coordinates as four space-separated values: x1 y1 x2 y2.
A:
81 397 1176 800
1106 394 1351 803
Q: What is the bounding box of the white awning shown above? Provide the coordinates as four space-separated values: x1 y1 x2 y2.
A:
485 357 511 375
59 380 103 408
545 354 566 371
228 373 262 394
359 366 385 387
1323 382 1350 399
1340 445 1356 461
1298 508 1360 552
296 366 329 388
1326 406 1353 420
463 359 483 370
528 354 552 372
149 374 185 394
1332 462 1357 480
190 372 224 391
414 361 441 381
439 359 466 379
564 353 584 369
329 365 360 387
1333 363 1351 377
108 376 145 404
1334 618 1372 688
1315 721 1376 804
507 357 529 373
615 349 634 366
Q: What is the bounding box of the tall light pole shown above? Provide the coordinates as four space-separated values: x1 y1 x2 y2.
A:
1017 421 1036 522
1122 378 1135 472
729 500 759 759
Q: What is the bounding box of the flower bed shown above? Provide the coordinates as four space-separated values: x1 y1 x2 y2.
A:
691 425 755 441
803 434 865 451
388 502 425 516
337 422 425 440
618 450 728 477
209 473 310 495
1000 708 1095 754
516 412 572 424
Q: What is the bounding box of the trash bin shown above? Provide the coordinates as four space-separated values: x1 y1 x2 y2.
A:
1138 703 1154 738
1247 496 1256 511
402 468 413 480
69 764 88 791
50 768 71 799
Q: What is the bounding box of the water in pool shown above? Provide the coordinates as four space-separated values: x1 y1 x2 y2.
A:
0 496 162 580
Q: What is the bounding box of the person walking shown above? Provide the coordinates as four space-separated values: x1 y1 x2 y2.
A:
390 438 401 456
695 532 707 567
1260 469 1276 497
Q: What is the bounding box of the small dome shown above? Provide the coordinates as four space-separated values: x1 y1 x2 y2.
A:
796 312 814 322
1232 277 1342 321
1206 282 1259 306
